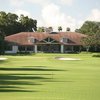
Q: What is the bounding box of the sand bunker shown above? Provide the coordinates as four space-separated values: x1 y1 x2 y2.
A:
0 57 8 61
55 57 81 61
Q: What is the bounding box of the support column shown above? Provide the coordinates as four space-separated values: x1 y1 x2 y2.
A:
79 46 81 52
61 44 64 53
25 46 27 52
71 46 74 52
34 45 37 53
12 46 18 53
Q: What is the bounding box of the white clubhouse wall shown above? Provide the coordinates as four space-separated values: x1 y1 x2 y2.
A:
5 46 18 54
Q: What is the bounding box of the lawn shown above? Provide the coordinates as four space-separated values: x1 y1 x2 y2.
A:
0 53 100 100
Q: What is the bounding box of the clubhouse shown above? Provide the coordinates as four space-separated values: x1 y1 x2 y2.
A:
5 32 86 53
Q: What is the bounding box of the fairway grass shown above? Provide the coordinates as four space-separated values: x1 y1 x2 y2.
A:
0 53 100 100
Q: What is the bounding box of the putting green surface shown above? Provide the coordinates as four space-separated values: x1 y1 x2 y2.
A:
0 53 100 100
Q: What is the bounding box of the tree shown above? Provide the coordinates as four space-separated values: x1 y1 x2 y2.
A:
6 13 23 35
37 27 45 32
92 33 100 51
81 33 100 52
76 21 100 52
0 11 37 36
75 21 100 35
58 26 62 32
66 27 70 31
19 15 37 32
48 27 53 32
0 11 22 35
0 11 7 34
0 31 5 55
37 27 53 32
81 36 93 52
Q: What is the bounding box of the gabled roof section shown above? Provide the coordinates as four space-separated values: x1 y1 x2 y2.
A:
57 32 86 45
39 36 59 44
5 32 48 45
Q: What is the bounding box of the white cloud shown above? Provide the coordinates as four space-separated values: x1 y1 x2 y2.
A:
27 0 50 6
9 0 74 7
87 9 100 21
38 3 77 31
14 10 32 17
9 0 82 31
28 0 75 6
74 8 100 30
10 0 24 7
76 20 84 29
60 0 74 6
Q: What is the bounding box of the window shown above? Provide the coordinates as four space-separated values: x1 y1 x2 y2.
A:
18 46 25 51
5 46 12 51
27 46 34 51
28 37 35 43
61 38 68 43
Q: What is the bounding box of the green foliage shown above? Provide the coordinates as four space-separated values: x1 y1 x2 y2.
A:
48 26 53 31
78 21 100 51
81 33 100 52
19 15 37 32
81 36 93 52
0 11 37 36
93 33 100 46
37 27 53 32
66 27 70 31
37 27 45 32
0 31 5 55
58 26 62 32
75 21 100 35
93 53 100 57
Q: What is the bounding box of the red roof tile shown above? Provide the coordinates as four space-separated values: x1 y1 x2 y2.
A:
5 32 86 45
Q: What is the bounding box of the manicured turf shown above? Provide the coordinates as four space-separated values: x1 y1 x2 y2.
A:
0 53 100 100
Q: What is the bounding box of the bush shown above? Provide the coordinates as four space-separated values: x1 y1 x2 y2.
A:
92 53 100 57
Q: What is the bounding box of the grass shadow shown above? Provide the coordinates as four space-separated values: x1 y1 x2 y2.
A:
0 89 35 92
0 67 66 71
0 66 66 92
41 80 74 83
0 86 21 88
0 80 41 85
0 73 44 93
0 74 50 80
1 73 53 75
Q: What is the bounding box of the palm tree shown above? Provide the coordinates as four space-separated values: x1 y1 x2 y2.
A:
66 27 70 31
58 26 62 32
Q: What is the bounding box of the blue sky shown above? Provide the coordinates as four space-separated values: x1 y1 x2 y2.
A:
0 0 100 31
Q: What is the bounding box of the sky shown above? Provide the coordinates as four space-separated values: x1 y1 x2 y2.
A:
0 0 100 31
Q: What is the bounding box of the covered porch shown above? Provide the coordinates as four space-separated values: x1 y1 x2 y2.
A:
5 44 81 54
63 45 81 53
37 44 60 53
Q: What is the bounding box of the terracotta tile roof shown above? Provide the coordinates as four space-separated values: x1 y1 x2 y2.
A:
5 32 86 46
